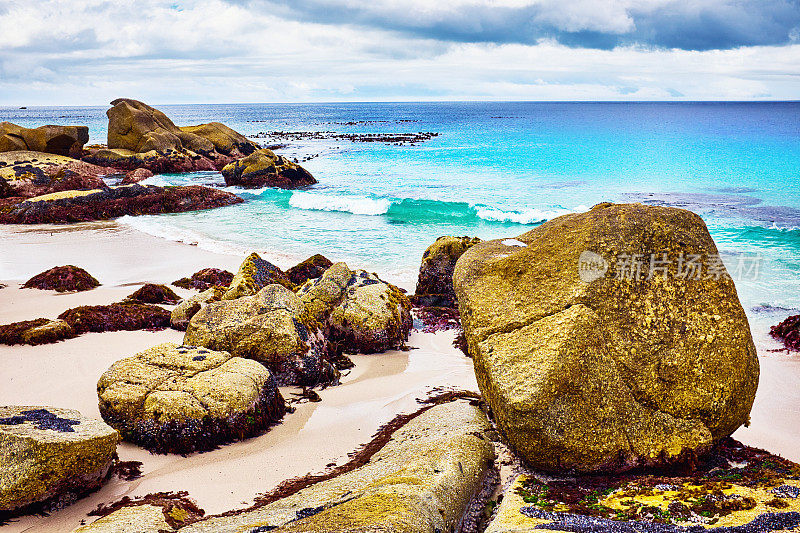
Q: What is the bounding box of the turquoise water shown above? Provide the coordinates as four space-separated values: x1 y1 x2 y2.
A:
3 102 800 328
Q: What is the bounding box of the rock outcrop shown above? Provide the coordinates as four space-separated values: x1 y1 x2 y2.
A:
97 343 285 454
0 122 89 157
285 254 333 286
0 151 111 199
184 285 336 386
486 440 800 533
0 406 119 513
121 167 153 184
413 235 480 307
221 149 316 189
172 268 234 291
126 284 180 305
23 265 100 292
222 252 294 300
454 202 759 473
72 505 173 533
0 184 242 224
0 318 75 346
299 263 413 353
180 122 259 159
170 286 226 331
82 147 217 174
180 400 496 533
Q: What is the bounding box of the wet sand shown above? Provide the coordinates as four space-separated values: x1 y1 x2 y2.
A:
0 222 799 532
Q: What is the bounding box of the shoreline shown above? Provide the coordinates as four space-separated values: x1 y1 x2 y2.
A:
1 222 799 532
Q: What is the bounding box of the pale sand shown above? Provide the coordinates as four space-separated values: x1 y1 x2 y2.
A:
0 222 799 532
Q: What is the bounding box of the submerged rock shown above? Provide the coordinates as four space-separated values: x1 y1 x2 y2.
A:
181 400 496 533
0 318 75 346
0 184 242 224
299 263 413 354
0 406 119 513
170 286 227 331
0 122 88 157
58 301 170 334
221 148 316 189
413 235 481 307
184 285 336 386
222 252 294 300
172 267 234 291
486 439 800 533
454 202 759 473
23 265 100 292
0 151 111 199
97 343 285 454
126 283 180 305
285 254 333 286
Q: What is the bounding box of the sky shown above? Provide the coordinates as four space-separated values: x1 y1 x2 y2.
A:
0 0 799 104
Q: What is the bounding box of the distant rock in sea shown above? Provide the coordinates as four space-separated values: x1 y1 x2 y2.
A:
221 148 317 189
454 202 759 473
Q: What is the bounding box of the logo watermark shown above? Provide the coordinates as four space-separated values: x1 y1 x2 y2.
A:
578 251 763 282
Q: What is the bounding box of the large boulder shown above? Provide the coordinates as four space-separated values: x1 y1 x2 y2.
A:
170 286 226 330
23 265 100 292
184 285 337 386
0 122 89 157
0 184 242 224
413 235 480 307
285 253 333 286
454 202 759 473
180 400 495 533
82 147 217 174
180 122 259 158
0 151 111 199
97 343 285 454
221 148 316 189
0 406 119 513
222 252 294 300
299 263 413 353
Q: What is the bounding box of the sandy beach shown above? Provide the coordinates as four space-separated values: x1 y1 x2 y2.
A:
1 222 799 532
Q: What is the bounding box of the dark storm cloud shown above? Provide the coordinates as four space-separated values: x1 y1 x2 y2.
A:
234 0 800 51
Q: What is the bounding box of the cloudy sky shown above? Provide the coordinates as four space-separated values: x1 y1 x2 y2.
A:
1 0 799 104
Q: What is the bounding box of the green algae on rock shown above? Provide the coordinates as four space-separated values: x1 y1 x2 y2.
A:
97 343 285 454
221 148 316 189
0 406 119 514
485 439 800 533
413 235 481 308
23 265 100 292
180 400 496 533
454 202 759 474
184 285 337 386
170 286 227 331
222 252 294 300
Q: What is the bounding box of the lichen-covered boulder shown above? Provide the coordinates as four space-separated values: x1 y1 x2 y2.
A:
413 235 480 307
172 267 234 291
222 252 294 300
180 122 259 158
299 263 412 353
97 343 285 454
0 122 89 157
82 147 217 174
126 283 180 304
23 265 100 292
0 318 76 346
184 285 336 386
72 504 174 533
0 406 119 513
0 151 110 199
221 149 316 189
454 202 759 473
181 400 496 533
286 254 333 286
170 286 226 331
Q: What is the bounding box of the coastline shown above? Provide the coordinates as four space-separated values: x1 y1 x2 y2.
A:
1 222 799 532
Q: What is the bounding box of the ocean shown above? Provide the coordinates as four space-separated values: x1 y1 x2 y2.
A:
3 101 800 337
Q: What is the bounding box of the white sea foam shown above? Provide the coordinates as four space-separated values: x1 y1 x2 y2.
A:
289 191 393 215
474 205 583 224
